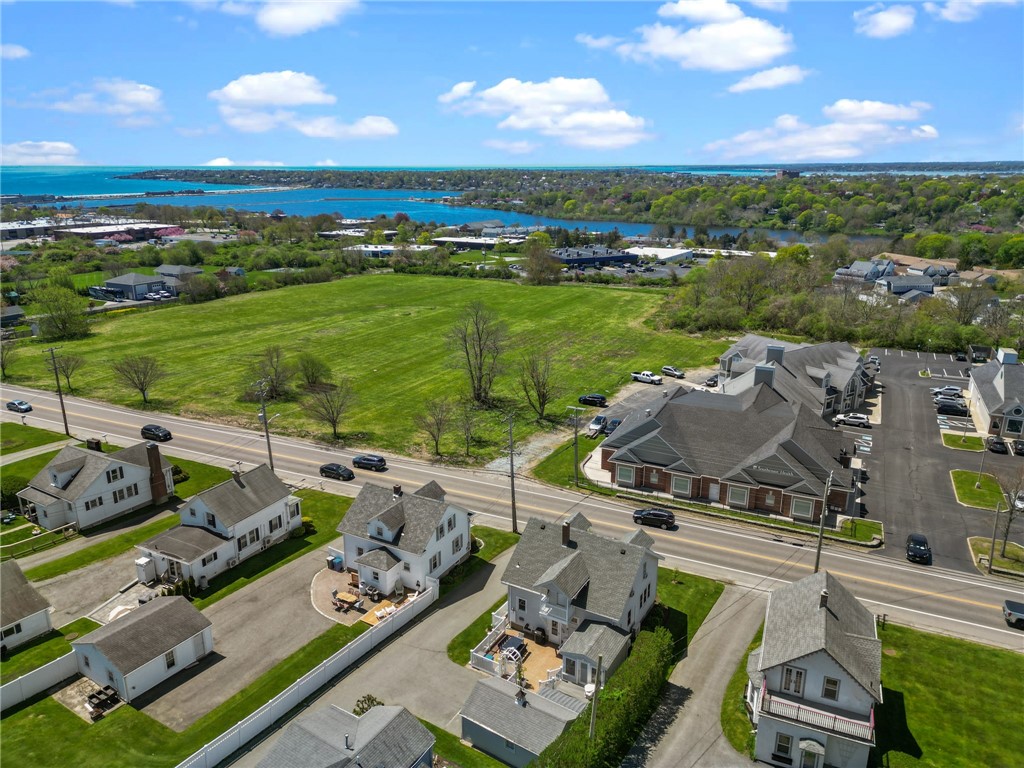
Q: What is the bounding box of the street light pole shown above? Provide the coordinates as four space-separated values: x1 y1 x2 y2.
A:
976 444 988 489
43 346 71 437
988 502 1002 575
567 406 586 487
505 412 519 534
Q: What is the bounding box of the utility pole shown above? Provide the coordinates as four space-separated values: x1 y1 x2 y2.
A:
588 655 603 738
255 380 275 471
813 471 834 574
567 406 586 487
44 346 71 436
988 502 1001 575
506 412 519 534
976 445 988 489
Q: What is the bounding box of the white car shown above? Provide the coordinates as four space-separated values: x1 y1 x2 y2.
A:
1015 491 1024 512
661 365 686 379
834 413 871 428
930 385 962 396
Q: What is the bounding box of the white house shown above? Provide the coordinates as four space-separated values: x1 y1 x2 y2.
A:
333 481 471 597
968 348 1024 437
500 513 660 686
71 597 213 704
17 442 174 531
0 560 52 653
745 571 882 768
135 465 300 588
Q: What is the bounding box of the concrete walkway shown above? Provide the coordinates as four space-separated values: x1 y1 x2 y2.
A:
232 549 514 767
0 437 74 467
621 585 767 768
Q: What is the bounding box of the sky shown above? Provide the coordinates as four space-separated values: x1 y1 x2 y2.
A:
1 0 1022 167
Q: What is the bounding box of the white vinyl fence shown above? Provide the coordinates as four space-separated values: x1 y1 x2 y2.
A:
0 652 79 711
175 580 438 768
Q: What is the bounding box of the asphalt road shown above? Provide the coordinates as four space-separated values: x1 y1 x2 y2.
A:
2 383 1023 652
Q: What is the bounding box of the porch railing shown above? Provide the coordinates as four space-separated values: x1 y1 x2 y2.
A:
760 680 874 743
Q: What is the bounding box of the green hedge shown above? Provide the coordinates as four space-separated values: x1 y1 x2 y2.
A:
532 626 674 768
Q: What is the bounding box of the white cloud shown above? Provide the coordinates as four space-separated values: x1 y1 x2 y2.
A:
853 4 916 38
617 18 793 72
438 81 476 104
214 105 296 133
728 65 809 93
255 1 360 36
575 33 623 50
923 0 1019 22
483 139 539 154
705 100 939 160
204 157 284 166
1 140 83 166
291 115 398 139
48 79 165 126
209 71 335 107
315 158 340 166
657 0 744 22
748 0 788 10
1 44 30 60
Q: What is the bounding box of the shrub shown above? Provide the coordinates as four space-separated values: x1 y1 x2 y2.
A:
170 464 190 484
1 474 26 509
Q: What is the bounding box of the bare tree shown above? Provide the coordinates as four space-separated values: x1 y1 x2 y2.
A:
456 400 480 457
305 378 355 439
518 350 559 421
448 301 507 405
297 351 331 389
112 355 167 404
249 345 295 400
944 282 996 327
415 398 453 455
47 353 86 392
998 468 1024 558
0 339 15 378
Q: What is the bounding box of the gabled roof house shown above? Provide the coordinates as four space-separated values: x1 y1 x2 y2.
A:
968 347 1024 438
1 560 52 652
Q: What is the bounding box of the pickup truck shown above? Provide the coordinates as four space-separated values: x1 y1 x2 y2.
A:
631 370 663 385
1004 599 1024 629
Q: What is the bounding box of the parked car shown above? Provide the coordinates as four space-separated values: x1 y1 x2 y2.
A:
955 351 968 361
933 395 967 408
633 507 676 529
144 292 162 301
158 290 173 299
930 385 962 396
1014 491 1024 511
905 533 932 564
352 454 387 471
1013 439 1024 456
630 370 663 385
987 436 1009 454
578 393 608 407
1003 599 1024 629
1 513 17 525
140 424 172 441
606 418 623 434
936 402 970 417
6 400 32 413
588 415 608 433
704 374 719 388
319 463 355 481
661 365 686 379
834 413 871 428
867 354 880 365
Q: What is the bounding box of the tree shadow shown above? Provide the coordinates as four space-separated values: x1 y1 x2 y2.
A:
870 687 922 767
620 682 692 767
645 603 690 663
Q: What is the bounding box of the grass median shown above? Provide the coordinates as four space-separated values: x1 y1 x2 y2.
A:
951 469 1003 510
941 433 984 451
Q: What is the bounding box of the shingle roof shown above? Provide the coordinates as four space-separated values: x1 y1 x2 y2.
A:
72 597 210 675
105 272 165 286
194 465 290 528
462 678 577 756
559 620 629 664
140 525 227 562
256 705 434 768
535 551 589 599
25 443 171 502
339 482 460 556
1 560 51 627
758 571 881 701
355 547 401 571
971 359 1024 416
156 264 202 277
413 480 446 501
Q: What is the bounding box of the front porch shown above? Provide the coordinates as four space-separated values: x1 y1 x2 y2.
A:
759 680 874 744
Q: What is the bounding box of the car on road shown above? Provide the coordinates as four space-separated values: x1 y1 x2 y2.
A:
936 402 969 417
633 507 675 529
661 365 686 379
930 385 962 396
352 454 387 471
578 393 607 407
834 413 871 428
319 463 355 481
704 374 719 388
140 424 172 441
1013 439 1024 456
6 400 32 413
906 533 932 564
1004 599 1024 629
986 436 1009 454
588 415 608 434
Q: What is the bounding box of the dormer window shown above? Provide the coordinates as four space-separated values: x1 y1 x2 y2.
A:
105 466 124 483
206 513 215 528
376 525 384 538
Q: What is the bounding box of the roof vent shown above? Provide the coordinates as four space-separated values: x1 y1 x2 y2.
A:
620 548 626 555
819 589 829 609
645 409 652 418
344 733 350 749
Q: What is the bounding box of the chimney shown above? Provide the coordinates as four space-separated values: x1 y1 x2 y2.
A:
753 364 775 388
562 522 571 546
766 344 785 365
392 484 403 499
819 589 829 609
145 442 170 504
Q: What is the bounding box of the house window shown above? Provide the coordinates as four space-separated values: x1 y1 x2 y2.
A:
288 502 300 519
189 508 197 518
517 598 527 612
270 516 282 533
372 571 380 580
447 515 456 532
775 732 792 758
765 491 776 507
452 534 464 555
504 740 516 752
436 524 445 541
83 654 90 668
822 677 840 701
202 552 218 567
357 547 364 556
165 650 176 669
237 536 248 551
627 609 632 626
113 488 126 503
403 562 410 572
430 552 441 572
727 486 749 507
107 670 115 684
791 498 815 520
643 561 648 579
671 476 691 496
1008 419 1024 435
106 467 124 483
126 483 138 498
206 512 215 527
616 465 635 485
564 658 576 677
2 623 22 638
376 525 384 537
84 496 104 511
649 469 659 484
782 665 805 696
248 529 259 545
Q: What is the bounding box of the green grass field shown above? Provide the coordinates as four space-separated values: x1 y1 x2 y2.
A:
950 469 1003 509
0 423 68 455
3 274 727 460
941 433 983 451
0 618 100 685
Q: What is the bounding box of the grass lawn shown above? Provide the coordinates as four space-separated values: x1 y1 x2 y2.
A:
941 433 984 451
167 457 233 499
0 618 100 685
191 489 350 609
423 720 506 768
650 568 725 662
950 470 1003 510
721 625 763 759
0 423 67 455
968 536 1024 573
447 596 507 666
439 525 520 598
3 274 728 461
0 522 49 547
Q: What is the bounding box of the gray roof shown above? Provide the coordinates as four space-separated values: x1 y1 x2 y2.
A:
355 547 402 571
970 358 1024 416
1 305 25 318
105 272 165 286
25 443 171 503
194 465 290 527
256 705 434 768
1 559 50 627
462 677 577 756
72 596 211 674
140 524 227 562
339 482 459 556
758 571 881 701
156 264 203 277
535 551 589 599
559 620 629 664
501 515 655 622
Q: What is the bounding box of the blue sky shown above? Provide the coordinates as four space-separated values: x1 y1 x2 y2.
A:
1 0 1022 166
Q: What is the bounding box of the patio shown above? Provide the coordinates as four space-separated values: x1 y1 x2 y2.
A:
472 626 562 690
53 676 124 723
310 568 369 627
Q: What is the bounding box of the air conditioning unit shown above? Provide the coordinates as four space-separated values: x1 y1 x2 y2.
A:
262 537 272 546
227 558 238 567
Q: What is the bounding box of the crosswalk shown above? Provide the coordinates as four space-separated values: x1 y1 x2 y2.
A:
937 416 973 431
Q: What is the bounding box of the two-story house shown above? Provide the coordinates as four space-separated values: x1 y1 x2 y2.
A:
17 442 173 531
969 347 1024 437
334 481 472 596
500 512 660 686
134 464 300 587
745 571 881 768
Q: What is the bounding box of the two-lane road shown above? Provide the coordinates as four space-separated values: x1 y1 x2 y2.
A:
3 383 1022 651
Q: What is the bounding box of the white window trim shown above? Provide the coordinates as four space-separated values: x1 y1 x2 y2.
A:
791 497 815 521
727 486 749 507
822 676 840 700
671 475 692 496
616 465 635 485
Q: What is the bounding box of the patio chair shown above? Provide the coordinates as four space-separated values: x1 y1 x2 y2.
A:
352 599 364 612
385 605 397 616
375 609 387 620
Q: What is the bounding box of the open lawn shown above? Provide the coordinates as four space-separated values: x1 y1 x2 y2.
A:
3 274 728 460
0 618 100 685
649 568 725 661
0 423 67 455
447 596 508 666
941 433 984 451
950 470 1003 509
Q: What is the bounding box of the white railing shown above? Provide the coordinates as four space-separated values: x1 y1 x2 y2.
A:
761 690 874 743
174 579 438 768
0 652 79 711
539 666 563 691
491 601 509 628
538 600 568 623
470 616 509 676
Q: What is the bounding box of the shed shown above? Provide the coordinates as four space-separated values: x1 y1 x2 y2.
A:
1 560 52 651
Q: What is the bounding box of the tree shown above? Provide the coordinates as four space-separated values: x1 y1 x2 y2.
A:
250 346 296 400
36 286 89 340
522 234 561 286
997 468 1024 558
518 350 559 421
112 355 167 404
0 339 15 378
297 351 331 389
47 353 85 392
456 400 480 456
915 233 956 261
448 301 508 405
305 378 355 439
415 398 453 455
352 694 383 716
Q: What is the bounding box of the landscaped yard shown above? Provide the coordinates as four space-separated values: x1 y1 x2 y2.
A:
649 568 725 660
950 469 1003 509
720 624 763 759
0 423 67 455
968 536 1024 573
2 275 728 460
0 618 100 685
941 433 984 451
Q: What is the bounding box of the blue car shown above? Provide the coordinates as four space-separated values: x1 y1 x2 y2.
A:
6 400 32 413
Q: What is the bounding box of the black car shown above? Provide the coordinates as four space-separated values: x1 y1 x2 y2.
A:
936 402 969 417
1012 440 1024 456
906 533 932 564
352 454 387 471
955 351 968 361
140 424 172 442
319 463 354 481
5 400 32 413
633 507 676 529
987 436 1009 454
578 393 607 407
704 374 719 388
606 418 623 434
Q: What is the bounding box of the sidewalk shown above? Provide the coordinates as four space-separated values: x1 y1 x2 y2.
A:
0 437 75 467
